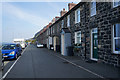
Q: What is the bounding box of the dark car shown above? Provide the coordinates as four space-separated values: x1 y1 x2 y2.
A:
2 43 22 60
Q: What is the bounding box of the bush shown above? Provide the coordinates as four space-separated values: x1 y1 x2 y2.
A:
73 43 81 53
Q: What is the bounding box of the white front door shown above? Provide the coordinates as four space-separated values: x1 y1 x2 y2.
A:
54 37 57 51
61 34 64 55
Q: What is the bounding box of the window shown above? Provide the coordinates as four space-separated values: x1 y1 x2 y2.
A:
47 29 48 35
67 15 70 27
49 28 50 35
75 8 80 23
90 0 96 16
61 20 64 28
51 27 53 34
53 26 55 34
75 31 81 44
113 0 120 7
113 23 120 54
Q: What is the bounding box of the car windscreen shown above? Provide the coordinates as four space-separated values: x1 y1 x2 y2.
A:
2 44 16 50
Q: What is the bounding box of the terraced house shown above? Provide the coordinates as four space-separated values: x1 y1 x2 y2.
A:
35 23 52 47
47 17 60 50
35 1 120 67
49 19 61 52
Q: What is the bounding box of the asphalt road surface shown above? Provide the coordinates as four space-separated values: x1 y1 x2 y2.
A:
2 44 101 78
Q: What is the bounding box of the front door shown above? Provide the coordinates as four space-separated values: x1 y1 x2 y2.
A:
61 34 64 55
92 33 98 59
91 28 98 60
54 37 56 51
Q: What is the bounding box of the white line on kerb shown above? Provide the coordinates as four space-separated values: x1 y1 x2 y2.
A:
1 45 29 80
55 54 105 79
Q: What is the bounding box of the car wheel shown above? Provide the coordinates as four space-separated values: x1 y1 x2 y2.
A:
15 54 18 60
2 61 4 70
19 53 22 56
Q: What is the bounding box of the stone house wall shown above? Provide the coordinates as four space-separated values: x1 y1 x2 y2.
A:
62 2 120 66
38 2 120 67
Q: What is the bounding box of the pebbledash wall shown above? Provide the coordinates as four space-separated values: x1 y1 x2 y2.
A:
59 2 120 67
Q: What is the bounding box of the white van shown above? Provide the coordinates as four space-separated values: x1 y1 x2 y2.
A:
13 39 26 49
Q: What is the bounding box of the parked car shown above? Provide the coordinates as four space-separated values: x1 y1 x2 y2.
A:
37 43 43 48
25 42 28 47
20 42 26 49
13 39 26 49
1 58 4 70
1 43 22 60
0 49 4 70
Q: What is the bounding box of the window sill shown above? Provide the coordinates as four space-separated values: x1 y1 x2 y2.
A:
75 22 80 24
74 46 82 48
90 14 96 17
67 26 70 27
112 51 120 55
113 5 120 8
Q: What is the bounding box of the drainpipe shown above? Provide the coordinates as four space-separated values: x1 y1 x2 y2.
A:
84 3 87 60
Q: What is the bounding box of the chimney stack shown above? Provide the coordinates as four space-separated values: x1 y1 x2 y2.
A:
51 16 60 24
68 2 76 10
60 8 67 17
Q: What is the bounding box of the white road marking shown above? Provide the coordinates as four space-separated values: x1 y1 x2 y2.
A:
1 46 106 79
54 54 105 79
4 61 9 66
1 45 29 80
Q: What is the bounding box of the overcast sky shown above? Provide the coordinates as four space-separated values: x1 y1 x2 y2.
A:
2 2 79 43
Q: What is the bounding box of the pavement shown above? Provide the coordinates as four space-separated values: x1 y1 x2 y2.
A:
0 71 2 79
1 44 120 79
51 50 120 78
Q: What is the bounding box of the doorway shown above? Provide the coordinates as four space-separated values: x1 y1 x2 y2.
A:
91 28 98 61
61 34 64 55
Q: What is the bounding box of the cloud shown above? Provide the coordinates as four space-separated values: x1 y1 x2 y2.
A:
3 3 49 29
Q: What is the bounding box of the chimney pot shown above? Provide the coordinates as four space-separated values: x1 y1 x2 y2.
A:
68 2 76 10
60 8 67 17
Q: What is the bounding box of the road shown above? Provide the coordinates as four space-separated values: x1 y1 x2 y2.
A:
2 44 102 78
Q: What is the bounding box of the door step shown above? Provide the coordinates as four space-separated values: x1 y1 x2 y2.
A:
85 59 97 63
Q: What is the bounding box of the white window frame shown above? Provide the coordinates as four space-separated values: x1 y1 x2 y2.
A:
61 20 64 28
113 23 120 54
75 8 80 23
53 26 55 34
49 28 50 35
47 29 49 35
113 0 120 8
51 27 53 34
67 15 70 27
90 0 96 17
75 31 81 44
